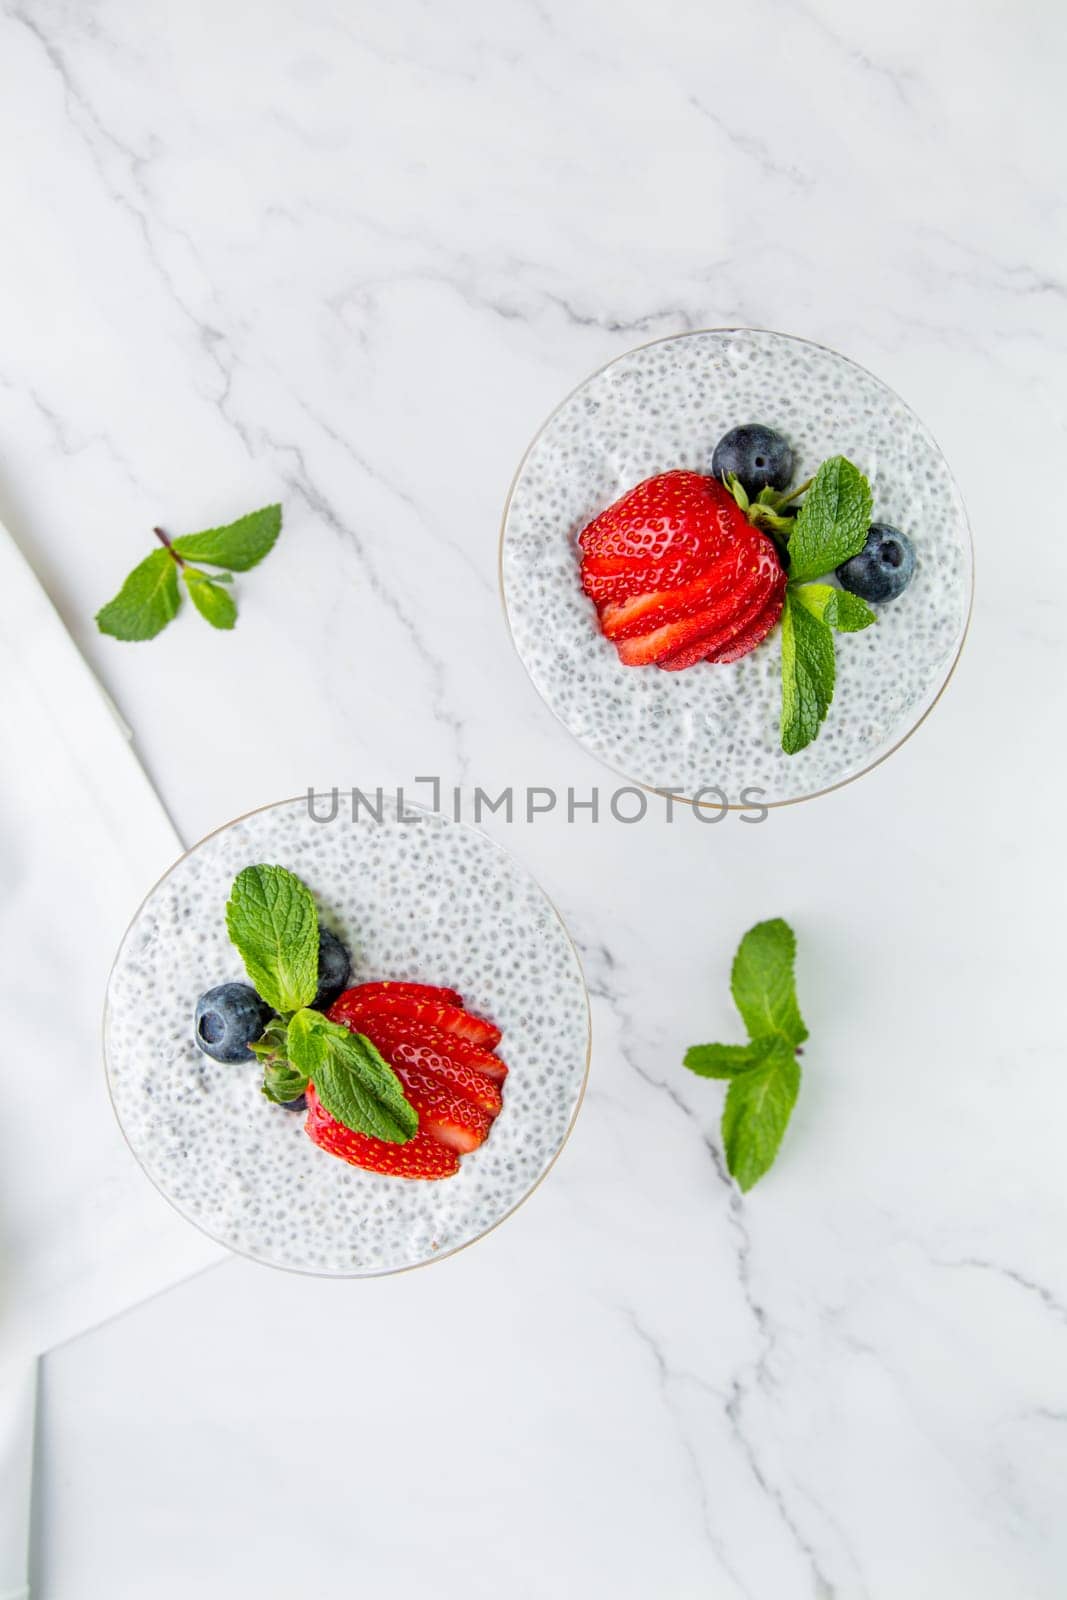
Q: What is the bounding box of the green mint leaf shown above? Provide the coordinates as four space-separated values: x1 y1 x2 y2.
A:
780 588 836 754
684 1042 763 1079
284 1008 330 1073
288 1009 417 1143
225 864 319 1014
172 504 282 572
722 1038 801 1191
95 548 180 641
185 568 238 630
791 584 876 634
786 456 872 582
731 918 807 1047
683 921 808 1192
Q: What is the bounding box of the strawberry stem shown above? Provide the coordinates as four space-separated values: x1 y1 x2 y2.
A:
776 476 814 508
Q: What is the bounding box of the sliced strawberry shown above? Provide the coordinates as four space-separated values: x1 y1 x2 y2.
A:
305 1084 460 1180
330 984 501 1049
578 471 739 563
614 610 725 668
598 545 755 641
388 1060 493 1153
656 631 733 673
393 1039 502 1114
328 996 508 1085
580 550 714 605
619 538 785 669
578 470 789 671
706 588 785 664
337 1009 503 1114
340 980 463 1009
658 555 786 671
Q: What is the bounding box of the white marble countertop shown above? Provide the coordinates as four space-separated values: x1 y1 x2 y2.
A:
6 0 1067 1594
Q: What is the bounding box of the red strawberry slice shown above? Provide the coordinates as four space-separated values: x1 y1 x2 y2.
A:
343 980 463 1009
335 1008 503 1115
387 1060 494 1153
305 1084 460 1180
658 551 786 671
331 984 501 1050
393 1039 503 1114
707 589 785 664
329 993 506 1080
614 609 734 668
579 471 737 563
617 537 784 669
598 545 755 641
581 550 715 606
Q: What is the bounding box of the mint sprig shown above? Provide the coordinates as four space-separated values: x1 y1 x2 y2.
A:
224 863 416 1144
96 504 281 641
727 454 879 754
777 456 876 752
684 918 806 1191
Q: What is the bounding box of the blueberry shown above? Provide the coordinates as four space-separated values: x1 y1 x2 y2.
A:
280 1093 307 1113
712 424 793 498
194 983 274 1064
836 523 916 603
312 926 351 1010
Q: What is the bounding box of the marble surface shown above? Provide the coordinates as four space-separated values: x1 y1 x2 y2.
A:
4 0 1066 1594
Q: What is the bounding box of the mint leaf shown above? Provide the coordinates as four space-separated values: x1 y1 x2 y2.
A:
721 1040 801 1191
792 584 876 634
95 549 180 641
780 588 836 754
225 865 319 1014
185 568 238 630
288 1009 417 1144
731 917 807 1047
787 456 872 582
285 1008 333 1077
172 505 282 571
684 1043 762 1079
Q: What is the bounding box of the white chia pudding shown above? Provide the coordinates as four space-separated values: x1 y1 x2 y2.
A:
501 329 972 805
105 797 590 1276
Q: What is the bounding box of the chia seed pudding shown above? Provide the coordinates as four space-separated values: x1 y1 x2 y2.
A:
105 798 590 1276
501 329 972 806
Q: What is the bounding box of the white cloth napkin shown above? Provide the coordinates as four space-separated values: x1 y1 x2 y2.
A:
0 525 223 1598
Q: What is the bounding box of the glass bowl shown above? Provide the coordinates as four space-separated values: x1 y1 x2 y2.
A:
501 329 972 807
104 796 590 1276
